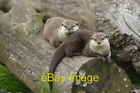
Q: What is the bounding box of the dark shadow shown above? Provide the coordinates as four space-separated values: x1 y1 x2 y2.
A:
0 0 12 13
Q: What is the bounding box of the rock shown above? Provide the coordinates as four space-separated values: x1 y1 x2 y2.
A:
133 62 140 73
109 31 140 73
6 0 43 36
72 58 132 93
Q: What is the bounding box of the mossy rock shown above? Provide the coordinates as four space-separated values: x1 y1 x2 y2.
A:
72 58 132 93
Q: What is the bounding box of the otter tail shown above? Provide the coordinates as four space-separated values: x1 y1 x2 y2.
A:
48 44 65 90
49 45 65 74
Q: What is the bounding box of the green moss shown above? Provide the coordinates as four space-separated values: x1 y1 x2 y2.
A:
0 64 31 92
127 71 140 88
40 82 50 93
40 82 60 93
51 84 60 93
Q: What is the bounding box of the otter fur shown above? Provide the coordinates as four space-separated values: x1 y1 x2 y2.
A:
42 17 79 48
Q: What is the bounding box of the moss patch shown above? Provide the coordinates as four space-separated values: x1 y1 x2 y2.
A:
0 64 31 92
40 82 60 93
127 71 140 89
40 82 50 93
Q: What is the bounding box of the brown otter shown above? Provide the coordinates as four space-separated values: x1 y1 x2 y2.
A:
42 17 80 48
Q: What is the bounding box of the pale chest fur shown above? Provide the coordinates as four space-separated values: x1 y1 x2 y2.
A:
57 26 69 40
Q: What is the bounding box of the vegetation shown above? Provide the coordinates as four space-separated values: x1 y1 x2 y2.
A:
40 82 59 93
127 71 140 89
0 64 31 93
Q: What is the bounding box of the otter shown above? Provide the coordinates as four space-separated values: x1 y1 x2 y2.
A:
48 31 111 90
48 30 90 90
42 17 79 48
48 30 90 74
82 32 112 63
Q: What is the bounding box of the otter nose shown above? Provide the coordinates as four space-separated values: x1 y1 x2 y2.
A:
67 31 73 35
67 28 71 30
97 42 101 44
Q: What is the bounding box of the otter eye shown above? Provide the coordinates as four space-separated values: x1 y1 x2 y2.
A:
64 25 67 28
101 38 104 41
75 22 79 26
94 38 97 41
62 23 66 26
62 24 67 28
71 25 75 28
61 23 64 26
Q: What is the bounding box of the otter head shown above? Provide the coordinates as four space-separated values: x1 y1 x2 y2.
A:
88 32 111 56
58 20 79 40
62 20 79 34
